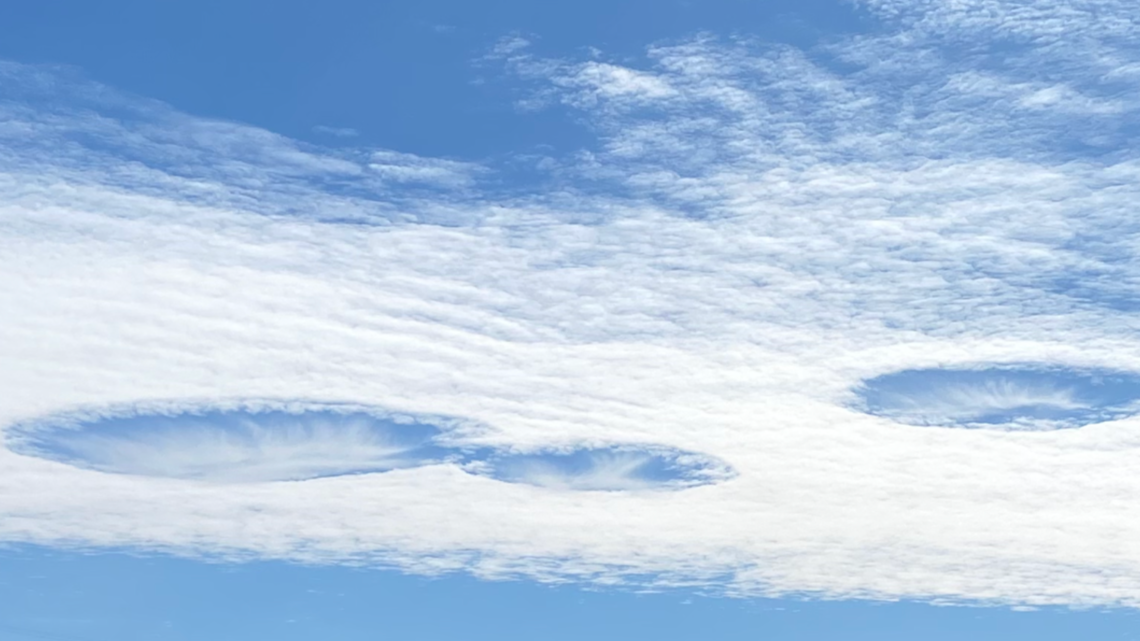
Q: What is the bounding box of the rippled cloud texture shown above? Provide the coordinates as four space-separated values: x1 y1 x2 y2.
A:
5 0 1140 608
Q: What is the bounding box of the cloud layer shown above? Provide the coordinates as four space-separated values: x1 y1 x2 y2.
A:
5 0 1140 608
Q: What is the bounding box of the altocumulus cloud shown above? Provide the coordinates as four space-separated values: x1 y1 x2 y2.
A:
6 0 1140 607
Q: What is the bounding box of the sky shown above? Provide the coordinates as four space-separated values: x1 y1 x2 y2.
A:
4 0 1140 638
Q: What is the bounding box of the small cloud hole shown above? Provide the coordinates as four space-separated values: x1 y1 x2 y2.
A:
852 365 1140 430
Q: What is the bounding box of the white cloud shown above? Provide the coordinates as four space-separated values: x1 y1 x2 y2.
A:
490 35 533 57
555 62 677 108
7 0 1140 609
368 150 484 188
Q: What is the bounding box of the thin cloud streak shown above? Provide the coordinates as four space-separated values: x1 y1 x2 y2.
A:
313 125 361 138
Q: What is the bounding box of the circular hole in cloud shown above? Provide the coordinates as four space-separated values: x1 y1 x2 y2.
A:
465 445 734 491
853 365 1140 430
5 402 462 482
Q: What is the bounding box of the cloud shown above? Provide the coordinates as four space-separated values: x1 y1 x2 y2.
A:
367 150 484 188
6 0 1140 609
312 125 361 138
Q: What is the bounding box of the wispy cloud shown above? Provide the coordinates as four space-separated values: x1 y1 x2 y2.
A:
312 125 361 138
6 0 1140 609
491 451 661 491
367 150 484 188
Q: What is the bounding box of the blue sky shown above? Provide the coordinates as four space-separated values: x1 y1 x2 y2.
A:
5 0 1140 638
4 545 1139 641
0 0 866 157
8 546 1140 641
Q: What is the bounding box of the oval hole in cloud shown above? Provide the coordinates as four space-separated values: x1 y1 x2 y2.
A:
5 403 459 483
465 446 734 491
853 365 1140 430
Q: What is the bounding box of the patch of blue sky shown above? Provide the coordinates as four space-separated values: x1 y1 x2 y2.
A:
1047 274 1140 313
467 445 733 491
1033 232 1140 312
0 0 873 161
6 404 456 483
8 0 1137 233
2 545 1138 641
6 402 730 489
854 365 1140 430
0 64 490 227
